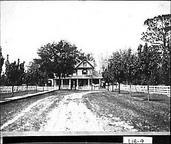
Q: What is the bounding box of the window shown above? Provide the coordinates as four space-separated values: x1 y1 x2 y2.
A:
83 61 87 67
82 69 87 74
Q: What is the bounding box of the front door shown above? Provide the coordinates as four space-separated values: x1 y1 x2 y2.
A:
71 79 77 90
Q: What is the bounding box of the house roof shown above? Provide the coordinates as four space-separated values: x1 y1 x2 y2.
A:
54 59 102 79
75 59 94 69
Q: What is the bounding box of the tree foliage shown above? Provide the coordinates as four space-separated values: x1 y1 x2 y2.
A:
122 48 138 85
109 51 125 85
102 14 170 94
5 59 25 95
36 40 95 89
6 59 25 85
0 46 4 76
102 49 138 93
24 60 47 86
137 43 162 100
141 14 171 85
141 14 171 47
37 40 79 79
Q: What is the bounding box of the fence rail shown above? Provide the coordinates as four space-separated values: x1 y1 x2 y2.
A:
0 86 56 93
107 84 170 97
0 84 101 93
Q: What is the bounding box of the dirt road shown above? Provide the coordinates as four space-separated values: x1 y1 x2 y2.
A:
1 91 137 132
40 91 103 132
40 91 137 132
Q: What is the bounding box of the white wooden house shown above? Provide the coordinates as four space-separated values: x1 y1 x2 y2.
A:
49 59 102 90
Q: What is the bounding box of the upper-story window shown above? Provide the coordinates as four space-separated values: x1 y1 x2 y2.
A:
83 61 87 67
82 69 87 75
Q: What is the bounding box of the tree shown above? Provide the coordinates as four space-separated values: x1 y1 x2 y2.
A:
137 43 161 101
160 45 170 85
0 73 8 86
141 14 171 47
25 60 47 86
102 67 113 90
122 48 139 95
23 60 47 92
107 50 126 93
37 40 81 90
0 46 4 77
5 59 25 95
141 14 171 86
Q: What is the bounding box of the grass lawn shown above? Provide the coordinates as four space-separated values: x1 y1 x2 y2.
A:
83 90 170 132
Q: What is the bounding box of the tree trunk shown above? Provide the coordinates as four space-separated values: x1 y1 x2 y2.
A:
112 82 114 92
147 83 150 101
163 33 166 48
27 84 28 94
70 80 72 90
118 83 120 94
58 77 61 90
12 85 14 97
129 83 132 96
16 86 18 93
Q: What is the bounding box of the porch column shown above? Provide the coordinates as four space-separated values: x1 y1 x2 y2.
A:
53 79 56 87
61 79 63 89
88 79 90 90
69 79 71 89
51 79 54 87
76 79 79 89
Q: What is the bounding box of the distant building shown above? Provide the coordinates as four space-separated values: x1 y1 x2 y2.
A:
49 59 102 90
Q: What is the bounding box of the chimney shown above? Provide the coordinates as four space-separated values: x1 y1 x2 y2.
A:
17 59 20 66
5 54 10 66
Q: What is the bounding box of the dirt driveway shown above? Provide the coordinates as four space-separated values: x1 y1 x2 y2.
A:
40 91 137 132
1 90 169 132
1 91 138 132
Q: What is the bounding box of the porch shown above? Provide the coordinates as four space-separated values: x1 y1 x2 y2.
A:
50 77 101 90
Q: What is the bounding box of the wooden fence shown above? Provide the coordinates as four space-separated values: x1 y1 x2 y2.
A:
0 86 56 93
0 84 100 93
107 84 170 97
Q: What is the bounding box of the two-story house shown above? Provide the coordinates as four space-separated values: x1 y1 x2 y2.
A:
49 59 102 90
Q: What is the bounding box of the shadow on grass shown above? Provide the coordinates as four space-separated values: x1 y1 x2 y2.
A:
142 98 165 102
133 93 170 103
110 90 170 103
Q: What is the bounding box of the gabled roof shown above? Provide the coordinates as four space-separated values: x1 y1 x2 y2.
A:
75 59 94 69
75 57 82 63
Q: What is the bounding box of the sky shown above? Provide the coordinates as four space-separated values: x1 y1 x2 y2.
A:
0 1 170 71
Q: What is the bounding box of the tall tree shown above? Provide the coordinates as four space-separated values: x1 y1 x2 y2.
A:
137 43 161 100
141 14 171 47
102 67 113 90
5 59 25 95
108 50 126 93
37 40 80 90
122 48 139 95
24 60 46 86
0 46 4 76
141 14 171 85
160 45 170 85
